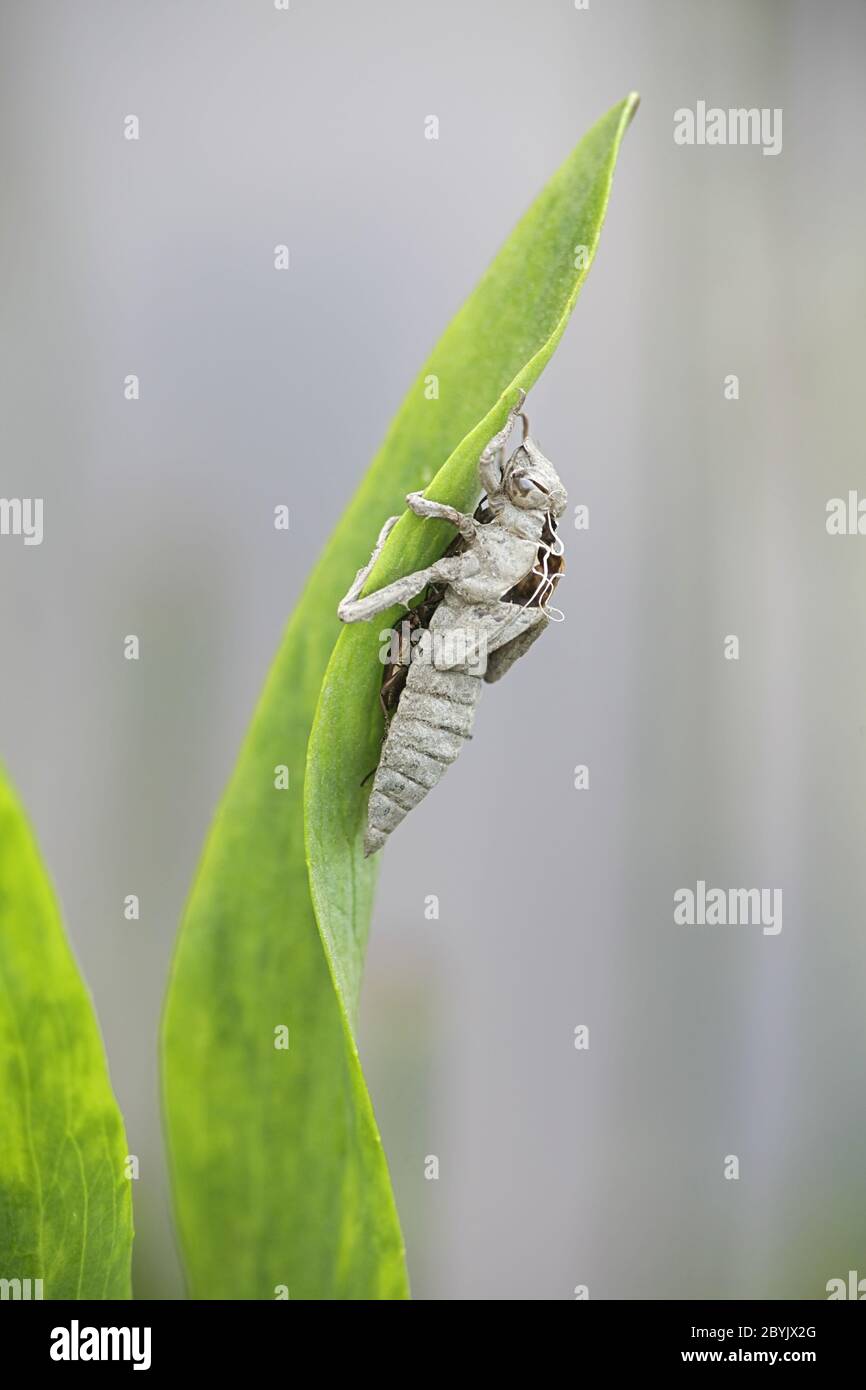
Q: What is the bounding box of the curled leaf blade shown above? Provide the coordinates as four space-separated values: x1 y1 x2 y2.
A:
305 94 639 1021
162 93 637 1301
0 767 133 1300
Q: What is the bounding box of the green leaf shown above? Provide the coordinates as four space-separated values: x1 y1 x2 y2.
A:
0 767 133 1300
162 93 637 1301
305 94 638 1019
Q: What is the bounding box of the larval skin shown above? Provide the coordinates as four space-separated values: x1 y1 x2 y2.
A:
337 391 567 855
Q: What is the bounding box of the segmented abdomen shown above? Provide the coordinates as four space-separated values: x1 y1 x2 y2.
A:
364 661 483 855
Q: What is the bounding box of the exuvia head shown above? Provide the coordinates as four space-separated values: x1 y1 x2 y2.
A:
503 431 568 518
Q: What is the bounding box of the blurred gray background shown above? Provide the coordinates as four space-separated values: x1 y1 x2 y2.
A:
2 0 865 1300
